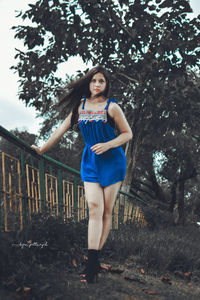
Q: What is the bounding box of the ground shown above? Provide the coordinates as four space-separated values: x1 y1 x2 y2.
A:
1 256 200 300
1 215 199 300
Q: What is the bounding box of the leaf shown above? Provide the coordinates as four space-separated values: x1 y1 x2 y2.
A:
145 290 156 295
23 287 31 292
100 27 105 34
72 259 77 268
159 0 173 9
70 6 75 14
108 267 124 274
161 276 172 285
124 275 146 284
16 287 22 293
174 271 184 278
83 255 87 261
184 272 192 279
38 283 51 292
140 268 145 275
148 5 156 11
15 10 23 18
100 263 112 270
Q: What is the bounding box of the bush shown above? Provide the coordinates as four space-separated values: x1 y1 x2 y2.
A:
14 211 88 265
142 204 174 230
0 210 88 283
167 252 192 272
194 200 200 218
1 208 200 286
104 222 200 279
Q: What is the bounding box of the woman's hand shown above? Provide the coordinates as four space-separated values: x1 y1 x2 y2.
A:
90 143 110 155
31 145 43 155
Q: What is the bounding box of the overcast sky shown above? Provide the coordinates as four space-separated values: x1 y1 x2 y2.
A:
0 0 199 135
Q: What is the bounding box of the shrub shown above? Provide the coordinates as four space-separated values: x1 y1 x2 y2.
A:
167 252 192 272
0 211 88 283
142 204 174 230
104 222 200 279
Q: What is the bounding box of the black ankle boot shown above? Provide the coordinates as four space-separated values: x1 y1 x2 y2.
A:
81 249 99 283
80 249 101 277
97 250 101 273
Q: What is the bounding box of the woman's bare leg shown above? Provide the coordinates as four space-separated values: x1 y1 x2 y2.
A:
98 181 122 250
84 182 104 249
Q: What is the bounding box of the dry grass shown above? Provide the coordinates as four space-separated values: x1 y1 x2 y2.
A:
104 208 200 280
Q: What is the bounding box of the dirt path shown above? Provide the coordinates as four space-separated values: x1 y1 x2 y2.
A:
1 258 200 300
67 260 200 300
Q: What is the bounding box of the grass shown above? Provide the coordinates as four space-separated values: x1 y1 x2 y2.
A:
0 207 200 287
104 209 200 280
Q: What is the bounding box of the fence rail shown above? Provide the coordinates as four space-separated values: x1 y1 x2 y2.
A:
0 125 147 232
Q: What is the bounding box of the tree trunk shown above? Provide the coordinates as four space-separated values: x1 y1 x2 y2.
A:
177 180 185 225
148 170 166 202
121 136 141 194
169 181 177 212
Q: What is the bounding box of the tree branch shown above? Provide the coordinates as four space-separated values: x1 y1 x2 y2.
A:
117 72 140 84
98 0 144 55
111 74 128 86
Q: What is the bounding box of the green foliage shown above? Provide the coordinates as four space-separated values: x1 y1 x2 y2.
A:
0 128 37 160
0 127 83 171
12 0 200 131
44 129 84 170
12 0 200 146
11 0 200 221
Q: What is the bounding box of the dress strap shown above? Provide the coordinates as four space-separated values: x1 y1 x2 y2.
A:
104 98 117 110
82 97 87 109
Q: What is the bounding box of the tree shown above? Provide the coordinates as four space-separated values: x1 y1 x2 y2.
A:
12 0 200 222
157 133 198 224
0 129 37 158
0 127 83 171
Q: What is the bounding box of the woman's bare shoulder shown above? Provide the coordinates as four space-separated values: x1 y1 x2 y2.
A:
108 102 122 116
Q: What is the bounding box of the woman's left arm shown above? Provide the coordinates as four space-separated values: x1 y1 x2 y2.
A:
91 103 133 155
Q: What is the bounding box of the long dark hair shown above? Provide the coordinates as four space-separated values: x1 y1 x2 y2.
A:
58 65 111 126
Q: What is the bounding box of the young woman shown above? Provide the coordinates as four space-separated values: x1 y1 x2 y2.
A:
31 66 133 283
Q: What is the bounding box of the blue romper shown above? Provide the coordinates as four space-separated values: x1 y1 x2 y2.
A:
78 97 127 187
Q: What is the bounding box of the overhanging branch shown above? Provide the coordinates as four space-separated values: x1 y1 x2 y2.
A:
117 72 140 84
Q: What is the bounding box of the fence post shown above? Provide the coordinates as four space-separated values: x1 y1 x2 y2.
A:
20 151 28 221
58 169 63 217
38 157 46 209
118 194 120 228
74 176 77 222
0 189 1 235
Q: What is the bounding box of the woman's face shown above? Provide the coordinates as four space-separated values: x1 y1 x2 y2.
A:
89 72 107 97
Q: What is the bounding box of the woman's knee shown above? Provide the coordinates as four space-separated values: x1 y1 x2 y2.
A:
88 201 103 217
103 207 112 220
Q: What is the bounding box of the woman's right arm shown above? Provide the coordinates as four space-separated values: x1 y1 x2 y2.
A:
31 112 72 155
